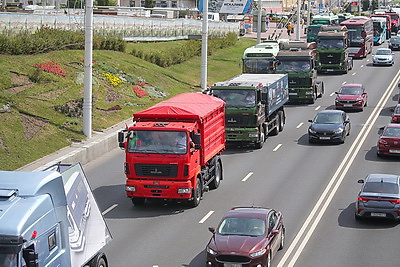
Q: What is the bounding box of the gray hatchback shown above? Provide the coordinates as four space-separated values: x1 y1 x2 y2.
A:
355 174 400 220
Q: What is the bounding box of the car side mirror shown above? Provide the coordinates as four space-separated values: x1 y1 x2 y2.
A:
345 119 350 123
357 179 364 183
308 119 313 123
378 126 385 135
335 92 339 94
272 229 279 235
398 83 400 89
208 227 215 234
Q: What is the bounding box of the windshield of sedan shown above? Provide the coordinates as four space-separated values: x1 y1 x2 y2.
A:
212 89 256 107
363 182 399 194
314 113 343 124
339 86 362 95
376 49 392 55
383 127 400 137
127 130 188 154
218 217 266 236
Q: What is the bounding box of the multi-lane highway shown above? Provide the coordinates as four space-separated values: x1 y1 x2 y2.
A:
83 45 400 267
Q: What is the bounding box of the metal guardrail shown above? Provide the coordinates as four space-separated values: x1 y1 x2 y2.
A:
0 13 240 40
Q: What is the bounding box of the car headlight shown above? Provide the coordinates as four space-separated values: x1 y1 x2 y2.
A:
250 248 266 258
334 128 344 134
309 128 316 134
207 247 218 255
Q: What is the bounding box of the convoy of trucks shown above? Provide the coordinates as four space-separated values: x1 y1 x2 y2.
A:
275 41 324 103
118 93 225 207
0 163 111 267
205 74 289 148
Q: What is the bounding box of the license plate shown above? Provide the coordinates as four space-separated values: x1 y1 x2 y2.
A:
389 149 400 153
371 212 386 217
224 264 241 267
289 93 298 95
326 69 334 72
319 137 330 140
343 104 353 107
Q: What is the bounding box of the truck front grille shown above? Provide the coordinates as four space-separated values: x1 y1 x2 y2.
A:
226 115 249 127
135 164 178 177
318 53 342 64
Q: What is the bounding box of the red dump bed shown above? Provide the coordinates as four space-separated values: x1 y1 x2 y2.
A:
134 93 226 165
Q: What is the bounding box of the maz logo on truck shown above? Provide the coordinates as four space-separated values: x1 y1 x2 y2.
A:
150 168 163 175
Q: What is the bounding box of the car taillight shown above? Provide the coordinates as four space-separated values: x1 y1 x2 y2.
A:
392 116 400 122
358 196 400 204
379 139 388 145
389 199 400 204
358 196 369 202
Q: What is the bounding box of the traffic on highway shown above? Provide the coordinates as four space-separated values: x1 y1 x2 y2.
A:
80 36 400 266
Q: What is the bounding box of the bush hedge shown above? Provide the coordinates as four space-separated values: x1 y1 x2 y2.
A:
130 32 238 67
0 27 126 55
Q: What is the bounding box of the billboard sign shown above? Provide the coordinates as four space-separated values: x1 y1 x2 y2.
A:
198 0 253 14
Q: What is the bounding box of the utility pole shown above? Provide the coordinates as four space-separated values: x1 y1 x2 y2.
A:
257 0 262 44
83 0 93 138
200 0 208 90
296 0 301 40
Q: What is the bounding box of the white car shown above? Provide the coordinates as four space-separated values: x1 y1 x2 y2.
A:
372 48 394 66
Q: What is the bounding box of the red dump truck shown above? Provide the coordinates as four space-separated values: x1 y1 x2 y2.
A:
118 93 225 207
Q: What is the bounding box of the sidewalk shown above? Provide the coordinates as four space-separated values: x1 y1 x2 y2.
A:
244 22 307 42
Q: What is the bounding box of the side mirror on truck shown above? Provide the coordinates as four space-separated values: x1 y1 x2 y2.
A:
191 133 202 150
118 131 126 149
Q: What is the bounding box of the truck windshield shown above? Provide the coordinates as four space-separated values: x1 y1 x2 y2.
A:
128 130 188 154
347 27 364 44
243 59 275 74
0 252 25 267
212 90 256 108
307 25 322 35
317 39 344 49
276 59 311 72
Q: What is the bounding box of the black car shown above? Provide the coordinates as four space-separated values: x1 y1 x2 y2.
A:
389 36 400 51
308 110 351 143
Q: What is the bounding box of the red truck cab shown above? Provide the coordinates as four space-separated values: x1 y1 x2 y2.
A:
118 93 225 207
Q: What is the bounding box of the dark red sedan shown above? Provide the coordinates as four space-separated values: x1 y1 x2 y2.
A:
335 83 367 111
377 123 400 157
206 207 285 267
391 104 400 123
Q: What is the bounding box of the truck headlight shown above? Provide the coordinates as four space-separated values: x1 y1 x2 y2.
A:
249 133 258 138
178 188 191 194
126 186 136 192
250 248 266 258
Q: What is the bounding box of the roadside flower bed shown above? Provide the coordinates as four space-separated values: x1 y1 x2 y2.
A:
103 73 123 86
34 62 66 77
132 85 148 98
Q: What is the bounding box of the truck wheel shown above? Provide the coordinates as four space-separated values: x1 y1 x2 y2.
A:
132 197 145 205
90 253 107 267
255 131 265 149
270 116 279 136
278 111 284 132
189 178 202 208
209 160 222 189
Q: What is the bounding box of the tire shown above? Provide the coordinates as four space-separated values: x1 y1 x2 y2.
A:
189 177 202 208
132 197 145 205
278 111 284 132
278 228 285 250
209 160 222 190
270 116 279 136
355 214 362 221
90 253 107 267
255 127 265 149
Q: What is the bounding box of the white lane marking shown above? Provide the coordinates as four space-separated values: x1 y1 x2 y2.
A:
199 211 214 224
273 144 282 152
102 204 118 215
278 69 400 267
314 106 321 111
352 72 356 76
242 172 253 182
296 122 303 128
342 81 346 85
329 92 335 97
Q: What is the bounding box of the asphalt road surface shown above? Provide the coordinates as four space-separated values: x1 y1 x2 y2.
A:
83 43 400 267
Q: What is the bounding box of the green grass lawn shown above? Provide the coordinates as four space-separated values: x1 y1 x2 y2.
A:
0 37 256 170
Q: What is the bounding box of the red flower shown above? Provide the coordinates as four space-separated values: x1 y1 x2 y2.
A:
132 85 148 98
34 62 66 77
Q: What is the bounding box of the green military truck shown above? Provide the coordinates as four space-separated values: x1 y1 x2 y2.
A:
206 74 289 149
316 29 353 74
275 41 324 104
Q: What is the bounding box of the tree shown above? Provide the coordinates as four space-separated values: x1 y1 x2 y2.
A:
144 0 154 8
